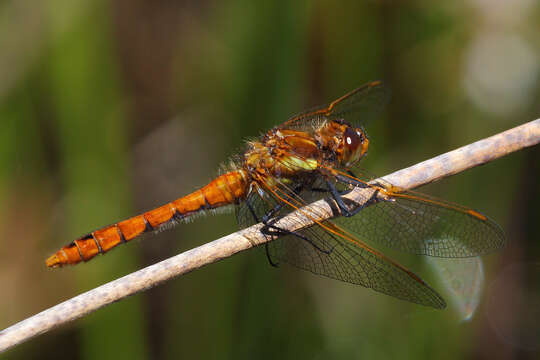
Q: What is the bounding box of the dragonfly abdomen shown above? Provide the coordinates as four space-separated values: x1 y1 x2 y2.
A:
45 170 249 267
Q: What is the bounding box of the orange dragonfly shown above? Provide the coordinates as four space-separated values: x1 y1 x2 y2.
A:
46 81 506 309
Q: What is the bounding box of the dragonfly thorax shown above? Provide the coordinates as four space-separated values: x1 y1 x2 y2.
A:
243 120 369 186
244 129 320 180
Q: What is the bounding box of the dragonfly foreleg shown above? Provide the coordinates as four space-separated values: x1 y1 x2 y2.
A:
261 202 285 224
327 179 380 217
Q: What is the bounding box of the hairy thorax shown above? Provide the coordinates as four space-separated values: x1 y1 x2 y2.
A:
242 119 368 190
244 128 321 185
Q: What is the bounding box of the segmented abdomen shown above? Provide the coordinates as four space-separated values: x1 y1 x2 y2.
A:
46 170 248 267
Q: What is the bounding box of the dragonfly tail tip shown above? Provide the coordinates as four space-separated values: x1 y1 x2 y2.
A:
45 254 62 268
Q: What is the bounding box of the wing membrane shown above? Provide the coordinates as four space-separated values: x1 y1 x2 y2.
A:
267 221 446 308
236 174 447 309
279 81 390 131
333 179 506 257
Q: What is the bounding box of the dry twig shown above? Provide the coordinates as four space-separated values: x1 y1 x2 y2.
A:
1 119 538 353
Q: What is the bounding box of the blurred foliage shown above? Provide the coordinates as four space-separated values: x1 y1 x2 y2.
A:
1 0 539 359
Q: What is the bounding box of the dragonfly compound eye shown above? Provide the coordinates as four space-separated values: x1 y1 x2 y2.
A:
342 127 369 165
344 127 360 150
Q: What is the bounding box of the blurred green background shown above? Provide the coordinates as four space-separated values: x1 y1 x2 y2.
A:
1 1 539 359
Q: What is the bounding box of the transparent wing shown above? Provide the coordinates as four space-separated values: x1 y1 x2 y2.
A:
236 159 330 229
332 176 506 257
236 175 447 309
236 190 276 229
267 219 446 309
279 81 390 131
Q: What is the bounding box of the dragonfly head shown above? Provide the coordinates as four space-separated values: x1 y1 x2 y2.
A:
317 120 369 167
338 125 369 167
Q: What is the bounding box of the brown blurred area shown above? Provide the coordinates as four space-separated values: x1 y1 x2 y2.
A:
1 1 539 359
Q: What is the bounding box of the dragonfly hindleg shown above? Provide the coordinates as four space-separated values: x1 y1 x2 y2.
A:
245 192 334 266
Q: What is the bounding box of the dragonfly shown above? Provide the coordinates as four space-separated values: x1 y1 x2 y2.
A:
46 81 506 309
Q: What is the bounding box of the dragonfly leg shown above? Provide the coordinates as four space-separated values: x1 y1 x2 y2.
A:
245 187 333 266
261 219 333 265
261 203 285 224
344 190 380 216
245 195 291 224
326 180 354 217
326 179 380 217
244 198 281 266
244 196 291 233
265 243 278 267
261 201 333 256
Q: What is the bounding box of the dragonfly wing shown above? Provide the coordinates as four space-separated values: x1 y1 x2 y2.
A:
266 219 446 309
237 190 272 229
279 81 390 131
236 163 332 229
237 174 446 309
333 187 506 258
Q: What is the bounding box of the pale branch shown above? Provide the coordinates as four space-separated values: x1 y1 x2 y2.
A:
1 119 538 353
